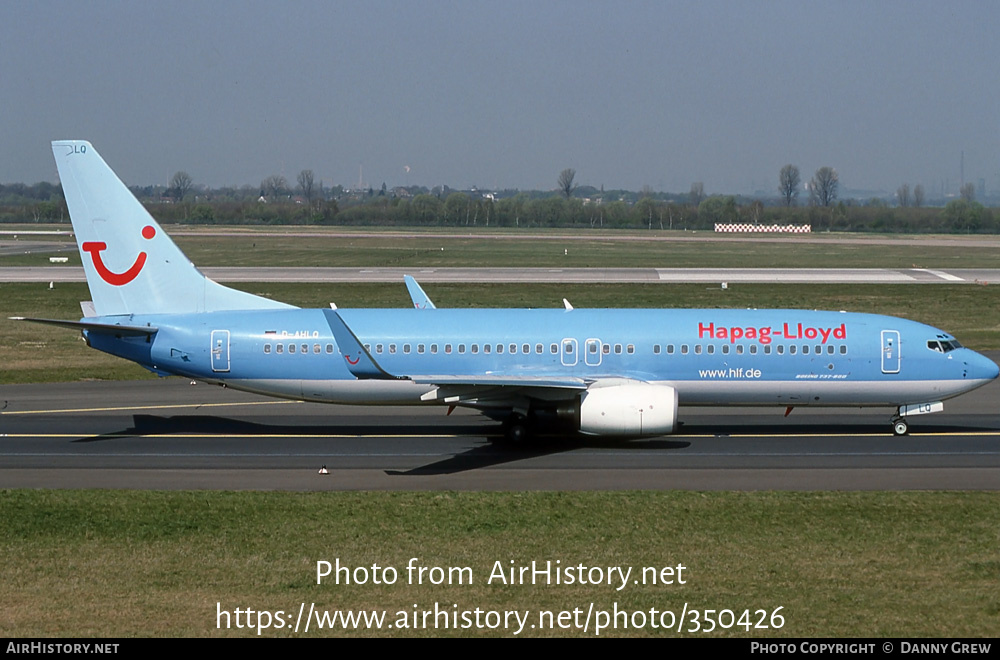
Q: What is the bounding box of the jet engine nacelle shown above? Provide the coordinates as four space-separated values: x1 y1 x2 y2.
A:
578 381 678 436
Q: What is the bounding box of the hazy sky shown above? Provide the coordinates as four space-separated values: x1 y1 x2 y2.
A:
3 0 998 196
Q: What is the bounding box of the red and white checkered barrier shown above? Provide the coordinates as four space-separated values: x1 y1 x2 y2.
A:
714 224 812 233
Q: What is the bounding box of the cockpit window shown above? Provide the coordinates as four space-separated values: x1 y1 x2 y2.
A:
928 340 962 353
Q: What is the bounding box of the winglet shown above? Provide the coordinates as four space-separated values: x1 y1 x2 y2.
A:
404 275 437 309
322 309 403 380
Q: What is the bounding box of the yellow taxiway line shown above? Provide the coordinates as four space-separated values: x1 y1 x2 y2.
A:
0 400 302 416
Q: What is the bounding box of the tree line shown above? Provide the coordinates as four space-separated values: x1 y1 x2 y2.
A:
1 166 995 233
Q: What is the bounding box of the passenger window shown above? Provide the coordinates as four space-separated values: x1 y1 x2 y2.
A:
313 344 320 354
563 342 573 354
789 345 796 355
459 344 466 354
276 344 283 354
404 344 412 354
736 345 744 355
653 345 661 354
289 344 296 354
431 344 438 354
722 345 730 355
417 344 425 353
445 344 452 354
376 344 383 353
603 344 610 354
550 344 558 354
389 344 397 354
535 344 543 354
706 345 714 355
264 344 271 354
627 344 634 354
694 345 702 355
471 344 479 354
749 345 757 355
615 344 622 354
666 345 674 354
484 344 491 354
496 344 503 354
509 344 517 354
301 344 307 354
681 345 689 354
840 345 847 355
764 345 771 355
327 344 334 353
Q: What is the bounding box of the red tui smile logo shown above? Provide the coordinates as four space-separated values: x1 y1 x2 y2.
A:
82 225 155 286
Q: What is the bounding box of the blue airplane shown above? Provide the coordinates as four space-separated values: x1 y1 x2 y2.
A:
19 140 999 441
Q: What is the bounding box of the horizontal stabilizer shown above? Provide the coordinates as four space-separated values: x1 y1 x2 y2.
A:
10 316 158 336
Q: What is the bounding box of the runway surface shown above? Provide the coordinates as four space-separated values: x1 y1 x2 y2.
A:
3 364 1000 491
2 265 999 284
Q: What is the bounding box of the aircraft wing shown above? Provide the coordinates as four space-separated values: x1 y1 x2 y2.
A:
410 375 587 388
413 376 588 406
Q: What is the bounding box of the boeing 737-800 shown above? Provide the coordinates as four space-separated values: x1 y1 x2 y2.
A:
17 141 999 441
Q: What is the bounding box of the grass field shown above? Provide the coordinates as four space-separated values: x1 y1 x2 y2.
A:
2 490 999 637
170 233 1000 269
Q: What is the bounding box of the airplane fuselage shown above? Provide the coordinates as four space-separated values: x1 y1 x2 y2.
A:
85 307 997 409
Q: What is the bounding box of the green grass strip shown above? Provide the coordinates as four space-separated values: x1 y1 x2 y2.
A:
2 490 998 637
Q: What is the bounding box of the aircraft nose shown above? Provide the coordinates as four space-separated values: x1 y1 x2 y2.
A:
966 350 1000 381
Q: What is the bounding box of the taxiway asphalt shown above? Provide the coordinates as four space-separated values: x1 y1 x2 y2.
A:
3 365 1000 491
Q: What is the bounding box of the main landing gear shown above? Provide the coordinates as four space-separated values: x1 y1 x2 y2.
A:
502 414 530 444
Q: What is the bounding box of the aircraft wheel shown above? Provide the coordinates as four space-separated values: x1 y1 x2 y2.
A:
892 419 909 436
504 415 530 444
